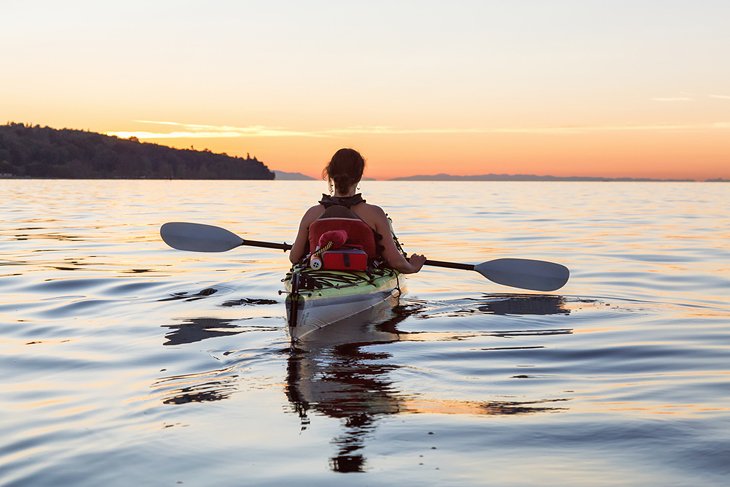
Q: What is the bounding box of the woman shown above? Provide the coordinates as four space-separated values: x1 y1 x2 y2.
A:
289 148 426 274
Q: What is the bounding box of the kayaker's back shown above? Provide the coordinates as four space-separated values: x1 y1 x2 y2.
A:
288 148 426 274
308 204 379 260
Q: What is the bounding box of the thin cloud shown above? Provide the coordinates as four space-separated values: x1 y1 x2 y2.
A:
328 124 729 135
108 130 244 139
651 97 694 102
709 94 730 100
107 120 326 139
504 124 710 133
106 120 730 140
308 123 718 134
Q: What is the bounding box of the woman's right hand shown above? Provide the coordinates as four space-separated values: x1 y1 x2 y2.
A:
407 253 427 273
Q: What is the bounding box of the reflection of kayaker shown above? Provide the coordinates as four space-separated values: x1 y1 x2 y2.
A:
285 307 570 474
285 306 407 473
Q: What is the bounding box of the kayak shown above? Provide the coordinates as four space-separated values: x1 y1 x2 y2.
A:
159 223 570 340
284 265 402 341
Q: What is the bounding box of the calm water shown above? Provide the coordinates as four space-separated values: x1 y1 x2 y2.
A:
1 180 729 486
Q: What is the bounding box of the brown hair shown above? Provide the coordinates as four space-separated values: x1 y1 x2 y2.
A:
322 148 365 194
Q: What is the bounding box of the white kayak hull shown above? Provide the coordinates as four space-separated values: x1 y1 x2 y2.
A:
285 268 402 342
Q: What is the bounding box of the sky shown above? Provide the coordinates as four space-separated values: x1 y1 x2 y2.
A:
2 0 729 180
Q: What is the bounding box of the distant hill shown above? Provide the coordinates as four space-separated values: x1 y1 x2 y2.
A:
0 123 274 179
274 170 316 180
391 173 696 182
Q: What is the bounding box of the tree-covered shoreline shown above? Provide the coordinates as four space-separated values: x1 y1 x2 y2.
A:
0 123 274 179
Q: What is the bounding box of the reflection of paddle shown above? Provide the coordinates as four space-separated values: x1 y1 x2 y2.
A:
160 222 570 292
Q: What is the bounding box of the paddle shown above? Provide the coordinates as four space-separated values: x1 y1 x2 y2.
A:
423 258 569 292
161 221 291 252
160 222 569 292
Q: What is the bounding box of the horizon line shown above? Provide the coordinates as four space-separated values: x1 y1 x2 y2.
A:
273 169 726 183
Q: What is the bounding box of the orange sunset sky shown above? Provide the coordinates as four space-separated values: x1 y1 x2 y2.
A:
3 1 729 180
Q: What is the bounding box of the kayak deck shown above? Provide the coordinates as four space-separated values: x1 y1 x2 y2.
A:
284 266 402 342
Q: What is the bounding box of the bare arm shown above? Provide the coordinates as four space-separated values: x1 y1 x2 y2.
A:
371 207 426 274
289 206 324 263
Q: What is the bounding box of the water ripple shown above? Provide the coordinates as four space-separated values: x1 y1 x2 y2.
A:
1 180 729 485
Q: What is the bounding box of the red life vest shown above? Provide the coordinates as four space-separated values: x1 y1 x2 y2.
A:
309 217 377 260
308 199 378 260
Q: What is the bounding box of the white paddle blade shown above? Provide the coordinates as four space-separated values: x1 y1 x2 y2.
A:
474 258 569 292
160 222 244 252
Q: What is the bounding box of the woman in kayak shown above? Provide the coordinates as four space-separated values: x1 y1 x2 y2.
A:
289 148 427 273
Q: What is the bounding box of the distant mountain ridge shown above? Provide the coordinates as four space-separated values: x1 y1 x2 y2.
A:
0 123 274 179
273 170 316 180
391 173 698 182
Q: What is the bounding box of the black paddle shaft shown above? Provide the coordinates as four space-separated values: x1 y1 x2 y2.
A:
239 241 472 269
239 242 473 272
424 259 475 271
242 239 292 252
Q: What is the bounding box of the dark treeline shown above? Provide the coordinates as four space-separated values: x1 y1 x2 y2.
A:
0 123 274 179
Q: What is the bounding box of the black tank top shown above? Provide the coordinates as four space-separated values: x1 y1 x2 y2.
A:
318 193 365 208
